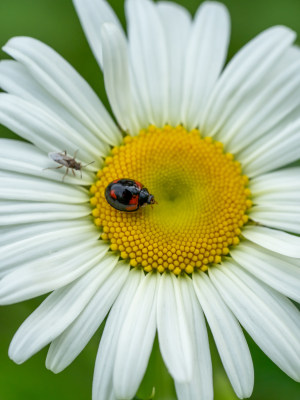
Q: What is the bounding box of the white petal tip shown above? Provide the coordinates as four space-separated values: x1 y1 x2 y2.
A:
196 1 230 22
268 25 296 41
45 361 61 374
3 36 30 51
8 349 24 365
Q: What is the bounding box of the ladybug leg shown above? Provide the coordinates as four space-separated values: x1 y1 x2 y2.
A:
150 199 158 209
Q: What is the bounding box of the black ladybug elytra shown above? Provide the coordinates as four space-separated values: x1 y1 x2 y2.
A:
105 179 156 212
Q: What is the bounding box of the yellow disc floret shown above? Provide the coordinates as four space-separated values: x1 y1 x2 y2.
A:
90 125 251 275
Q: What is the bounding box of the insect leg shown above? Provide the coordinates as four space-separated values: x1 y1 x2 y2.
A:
81 161 95 168
43 165 64 171
62 167 69 181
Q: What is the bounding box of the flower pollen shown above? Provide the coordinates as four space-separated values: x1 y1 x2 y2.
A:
90 125 251 275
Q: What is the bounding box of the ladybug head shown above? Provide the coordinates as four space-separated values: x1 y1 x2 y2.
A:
139 188 155 207
147 194 156 205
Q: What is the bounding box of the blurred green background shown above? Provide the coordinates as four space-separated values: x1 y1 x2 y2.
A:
0 0 300 399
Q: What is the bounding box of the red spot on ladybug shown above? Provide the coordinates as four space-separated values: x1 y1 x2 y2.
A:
129 194 138 205
110 189 117 200
125 204 140 212
134 181 143 190
105 179 156 212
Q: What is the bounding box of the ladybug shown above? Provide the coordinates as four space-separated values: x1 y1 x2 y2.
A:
105 179 156 212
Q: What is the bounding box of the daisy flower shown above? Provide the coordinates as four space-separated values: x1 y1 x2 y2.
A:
0 0 300 399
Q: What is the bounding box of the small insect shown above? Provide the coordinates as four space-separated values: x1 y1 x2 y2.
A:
105 179 156 212
46 150 94 181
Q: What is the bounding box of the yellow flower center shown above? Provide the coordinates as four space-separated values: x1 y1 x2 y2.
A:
90 125 251 275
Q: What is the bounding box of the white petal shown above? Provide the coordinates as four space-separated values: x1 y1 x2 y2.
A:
242 225 300 258
278 45 300 67
242 119 300 177
3 36 121 146
225 58 300 154
175 274 213 400
157 273 194 382
209 262 300 380
238 102 300 162
0 138 95 184
9 254 118 364
0 241 108 304
181 2 230 129
193 271 254 399
201 27 296 140
250 168 300 203
0 201 91 225
249 205 300 234
0 171 89 203
93 269 143 400
101 23 139 133
114 272 158 399
126 0 168 127
157 2 191 126
231 240 300 302
0 94 102 167
46 262 128 373
0 60 110 156
0 221 99 276
0 219 94 246
73 0 122 69
249 203 300 233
